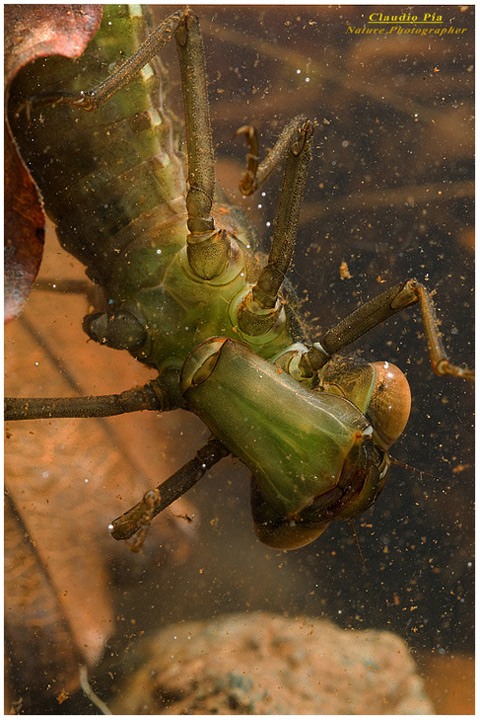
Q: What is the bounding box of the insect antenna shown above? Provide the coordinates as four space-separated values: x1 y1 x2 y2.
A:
348 519 366 567
389 456 445 483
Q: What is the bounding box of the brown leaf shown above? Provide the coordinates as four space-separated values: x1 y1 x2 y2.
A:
5 493 86 697
4 5 103 322
4 5 103 79
4 124 45 323
5 232 199 701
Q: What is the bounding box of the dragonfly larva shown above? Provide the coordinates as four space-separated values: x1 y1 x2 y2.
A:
6 4 474 553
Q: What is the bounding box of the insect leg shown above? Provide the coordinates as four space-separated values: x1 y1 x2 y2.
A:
23 10 185 113
175 12 214 235
110 437 229 543
235 116 308 195
299 279 474 381
33 279 92 294
4 372 184 421
237 121 314 336
254 121 314 308
411 281 474 380
174 12 233 279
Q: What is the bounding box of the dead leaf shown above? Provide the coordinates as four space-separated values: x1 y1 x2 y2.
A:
5 232 199 702
4 5 103 321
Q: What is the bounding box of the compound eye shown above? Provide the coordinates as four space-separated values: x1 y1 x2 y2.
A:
368 361 411 449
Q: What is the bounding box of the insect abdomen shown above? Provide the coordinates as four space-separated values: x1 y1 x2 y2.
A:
10 5 187 291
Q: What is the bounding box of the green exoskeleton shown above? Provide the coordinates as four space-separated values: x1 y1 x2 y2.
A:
6 5 474 550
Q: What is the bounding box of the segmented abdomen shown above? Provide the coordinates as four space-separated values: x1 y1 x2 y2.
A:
11 5 187 297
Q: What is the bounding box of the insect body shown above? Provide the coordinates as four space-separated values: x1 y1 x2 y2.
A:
6 5 474 550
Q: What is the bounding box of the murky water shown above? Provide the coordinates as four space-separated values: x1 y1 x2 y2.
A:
6 5 474 713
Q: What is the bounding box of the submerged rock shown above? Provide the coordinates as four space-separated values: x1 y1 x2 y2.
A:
112 612 434 714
